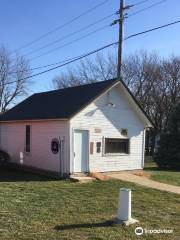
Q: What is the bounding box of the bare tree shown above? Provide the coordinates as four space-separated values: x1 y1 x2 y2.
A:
122 52 180 152
52 52 117 89
0 46 31 112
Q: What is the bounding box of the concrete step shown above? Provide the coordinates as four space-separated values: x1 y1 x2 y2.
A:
70 175 96 183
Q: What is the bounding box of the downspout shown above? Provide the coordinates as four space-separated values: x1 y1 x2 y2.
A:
59 137 64 178
141 128 146 169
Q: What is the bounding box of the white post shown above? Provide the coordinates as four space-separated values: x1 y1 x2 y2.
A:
116 188 138 225
20 152 23 164
118 188 131 221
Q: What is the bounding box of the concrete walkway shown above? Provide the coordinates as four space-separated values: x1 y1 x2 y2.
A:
106 172 180 194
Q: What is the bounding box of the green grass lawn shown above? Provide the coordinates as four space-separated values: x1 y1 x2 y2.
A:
0 167 179 240
144 159 180 187
148 171 180 187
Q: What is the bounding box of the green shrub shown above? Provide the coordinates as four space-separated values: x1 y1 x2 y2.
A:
154 102 180 170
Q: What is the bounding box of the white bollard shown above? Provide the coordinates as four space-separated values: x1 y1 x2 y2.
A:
118 188 131 221
116 188 138 225
20 152 23 164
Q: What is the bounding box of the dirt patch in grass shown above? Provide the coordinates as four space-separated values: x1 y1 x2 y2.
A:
133 171 151 178
89 172 110 181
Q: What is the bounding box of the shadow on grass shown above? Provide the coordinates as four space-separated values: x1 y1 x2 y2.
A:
144 166 161 171
144 166 179 172
54 221 115 231
0 166 59 182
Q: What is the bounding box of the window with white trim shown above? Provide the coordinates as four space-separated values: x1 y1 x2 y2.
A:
105 138 129 154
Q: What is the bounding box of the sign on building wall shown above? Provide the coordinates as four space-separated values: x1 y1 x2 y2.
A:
51 138 59 154
95 128 102 133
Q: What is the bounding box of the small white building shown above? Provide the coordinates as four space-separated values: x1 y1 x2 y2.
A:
0 79 153 176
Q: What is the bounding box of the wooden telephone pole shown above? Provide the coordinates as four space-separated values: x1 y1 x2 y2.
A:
112 0 133 79
117 0 125 79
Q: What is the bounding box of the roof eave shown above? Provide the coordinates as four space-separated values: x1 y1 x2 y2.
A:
120 80 154 128
0 118 69 123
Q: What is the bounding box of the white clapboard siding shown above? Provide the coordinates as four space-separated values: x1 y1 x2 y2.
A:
70 84 146 172
0 121 70 173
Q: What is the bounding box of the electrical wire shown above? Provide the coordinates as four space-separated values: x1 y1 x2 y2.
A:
133 0 151 6
5 54 86 75
29 24 110 61
12 0 109 53
0 42 118 87
1 19 180 87
128 0 167 18
124 19 180 40
23 13 115 57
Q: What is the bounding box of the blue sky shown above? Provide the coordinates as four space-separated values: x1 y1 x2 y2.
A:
0 0 180 94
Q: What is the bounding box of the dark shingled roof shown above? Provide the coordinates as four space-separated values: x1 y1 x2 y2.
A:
0 78 119 121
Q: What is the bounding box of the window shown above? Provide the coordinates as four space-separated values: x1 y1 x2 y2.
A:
121 128 128 136
25 125 31 152
105 138 129 154
96 142 101 153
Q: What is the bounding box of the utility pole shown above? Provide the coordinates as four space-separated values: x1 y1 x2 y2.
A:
117 0 125 79
111 1 133 79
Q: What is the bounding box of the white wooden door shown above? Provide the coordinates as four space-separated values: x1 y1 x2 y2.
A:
74 130 88 172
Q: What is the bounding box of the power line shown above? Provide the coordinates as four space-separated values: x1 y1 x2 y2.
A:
133 0 151 6
12 0 109 53
11 0 167 65
2 19 180 87
114 0 167 77
124 19 180 40
128 0 167 18
29 24 110 61
23 13 115 57
1 42 119 87
7 0 168 72
5 55 86 75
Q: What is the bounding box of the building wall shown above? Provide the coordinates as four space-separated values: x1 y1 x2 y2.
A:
0 120 70 173
70 84 146 172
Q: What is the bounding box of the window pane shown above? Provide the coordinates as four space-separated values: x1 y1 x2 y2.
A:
26 125 31 152
105 138 129 154
96 142 101 153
